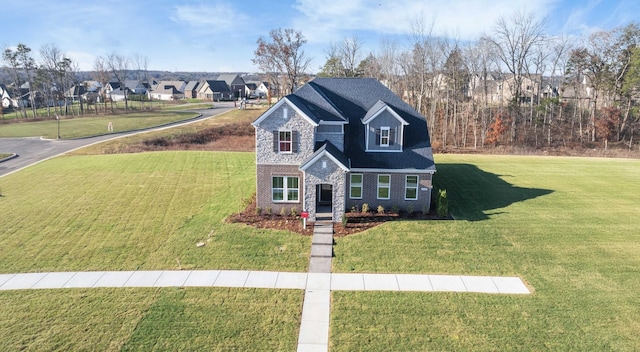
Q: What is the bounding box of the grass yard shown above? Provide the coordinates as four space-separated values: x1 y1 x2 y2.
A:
0 151 309 273
72 107 264 155
0 111 198 139
0 287 302 351
331 154 640 350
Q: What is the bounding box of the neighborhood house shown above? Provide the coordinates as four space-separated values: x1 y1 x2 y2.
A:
252 78 436 222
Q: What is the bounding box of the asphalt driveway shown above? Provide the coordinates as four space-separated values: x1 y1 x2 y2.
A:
0 102 236 177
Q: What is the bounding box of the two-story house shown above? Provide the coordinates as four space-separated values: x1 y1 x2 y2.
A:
252 78 436 222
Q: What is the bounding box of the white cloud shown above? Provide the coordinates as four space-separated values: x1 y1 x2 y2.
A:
292 0 558 43
171 3 247 32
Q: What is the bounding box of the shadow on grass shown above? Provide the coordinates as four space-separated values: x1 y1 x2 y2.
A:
434 163 553 221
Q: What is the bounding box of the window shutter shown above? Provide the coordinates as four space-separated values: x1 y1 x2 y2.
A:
375 129 381 145
273 131 278 152
389 128 396 146
292 131 299 153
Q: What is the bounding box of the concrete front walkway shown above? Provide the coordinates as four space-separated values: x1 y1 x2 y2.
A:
0 270 530 294
0 212 530 352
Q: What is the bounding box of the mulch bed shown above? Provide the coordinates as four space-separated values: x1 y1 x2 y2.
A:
227 196 449 237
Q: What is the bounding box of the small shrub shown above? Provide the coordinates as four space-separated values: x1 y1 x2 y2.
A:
280 207 287 216
265 207 272 216
407 204 414 215
362 203 370 213
255 206 262 215
351 204 360 213
391 204 400 214
341 214 348 227
377 205 385 214
437 189 449 218
290 207 298 217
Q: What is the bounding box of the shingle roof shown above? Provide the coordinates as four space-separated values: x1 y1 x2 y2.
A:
290 78 434 171
300 141 350 171
205 80 230 93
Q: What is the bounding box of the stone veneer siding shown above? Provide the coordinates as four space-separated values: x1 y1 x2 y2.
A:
256 164 303 215
303 155 347 222
255 103 316 165
346 172 433 213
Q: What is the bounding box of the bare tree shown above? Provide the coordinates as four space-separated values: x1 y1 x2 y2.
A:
107 52 130 110
93 56 111 113
338 35 364 77
253 28 311 95
483 11 546 143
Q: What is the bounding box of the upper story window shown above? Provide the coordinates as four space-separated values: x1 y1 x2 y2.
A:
279 130 292 153
317 124 344 134
273 130 298 153
380 127 390 146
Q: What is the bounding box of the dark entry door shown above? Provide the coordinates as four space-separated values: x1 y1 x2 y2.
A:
317 184 333 205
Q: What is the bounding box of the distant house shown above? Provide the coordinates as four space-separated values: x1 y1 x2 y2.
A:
245 80 269 98
184 81 200 99
0 83 17 109
197 80 233 101
124 80 148 95
148 80 187 100
252 78 436 222
217 74 247 99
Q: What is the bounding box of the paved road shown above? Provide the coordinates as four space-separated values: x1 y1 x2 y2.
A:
0 102 237 177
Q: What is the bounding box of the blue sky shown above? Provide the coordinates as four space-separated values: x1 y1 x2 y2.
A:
1 0 638 73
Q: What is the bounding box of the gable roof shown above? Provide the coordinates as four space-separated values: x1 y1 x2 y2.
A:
300 141 349 172
361 100 409 125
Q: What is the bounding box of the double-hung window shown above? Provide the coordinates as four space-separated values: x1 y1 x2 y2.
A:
350 174 363 199
380 127 390 147
272 176 299 202
405 175 418 200
279 130 292 153
377 174 390 199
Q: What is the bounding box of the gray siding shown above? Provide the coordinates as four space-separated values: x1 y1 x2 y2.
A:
346 172 432 213
315 132 344 151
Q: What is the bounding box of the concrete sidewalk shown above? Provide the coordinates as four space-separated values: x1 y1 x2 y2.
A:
0 270 530 294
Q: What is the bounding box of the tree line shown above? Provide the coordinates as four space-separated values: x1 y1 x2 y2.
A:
254 13 640 152
2 43 149 118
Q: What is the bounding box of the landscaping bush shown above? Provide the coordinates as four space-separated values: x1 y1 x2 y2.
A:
362 203 370 213
377 205 385 214
436 189 449 218
341 214 348 227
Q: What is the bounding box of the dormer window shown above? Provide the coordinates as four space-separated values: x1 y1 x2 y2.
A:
380 127 390 147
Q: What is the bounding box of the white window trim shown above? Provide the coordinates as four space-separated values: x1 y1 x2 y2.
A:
278 129 293 154
377 174 391 200
404 175 419 201
380 127 390 147
350 173 363 199
272 176 299 203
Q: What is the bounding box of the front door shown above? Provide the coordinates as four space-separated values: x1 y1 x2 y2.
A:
317 184 332 205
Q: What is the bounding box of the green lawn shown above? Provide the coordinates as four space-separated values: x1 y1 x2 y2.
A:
331 154 640 351
0 153 11 159
0 112 198 139
2 145 640 350
0 287 302 351
0 151 309 273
